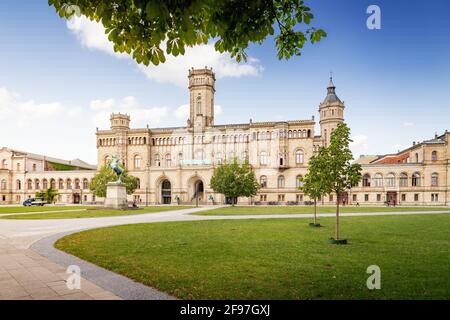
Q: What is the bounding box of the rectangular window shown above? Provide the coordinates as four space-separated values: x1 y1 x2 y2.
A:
431 194 439 202
278 194 285 202
329 195 333 202
401 194 406 202
365 194 369 202
260 195 267 202
2 195 5 202
377 194 381 202
296 194 303 202
414 194 419 202
352 194 357 202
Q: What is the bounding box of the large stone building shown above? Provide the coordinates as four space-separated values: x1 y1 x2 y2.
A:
1 68 449 206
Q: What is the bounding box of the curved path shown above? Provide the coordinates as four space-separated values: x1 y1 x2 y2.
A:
1 206 449 300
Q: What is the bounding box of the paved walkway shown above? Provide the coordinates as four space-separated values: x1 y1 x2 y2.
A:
0 206 449 300
0 239 120 300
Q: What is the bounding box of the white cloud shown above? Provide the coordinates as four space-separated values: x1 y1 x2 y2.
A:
90 96 169 129
0 87 79 128
350 135 369 156
66 16 263 87
175 104 190 120
403 122 414 127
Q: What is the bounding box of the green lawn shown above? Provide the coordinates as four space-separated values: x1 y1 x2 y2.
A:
55 214 450 299
0 206 87 214
1 206 193 220
196 206 450 216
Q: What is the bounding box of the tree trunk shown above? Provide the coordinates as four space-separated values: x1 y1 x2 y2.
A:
335 192 340 240
314 198 317 225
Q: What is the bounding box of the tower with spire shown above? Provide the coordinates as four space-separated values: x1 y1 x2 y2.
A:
319 75 345 147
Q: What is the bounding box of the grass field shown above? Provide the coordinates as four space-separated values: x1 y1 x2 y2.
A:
0 206 193 220
0 206 87 214
55 214 450 299
196 206 450 216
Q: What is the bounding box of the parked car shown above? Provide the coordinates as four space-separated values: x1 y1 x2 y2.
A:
23 198 46 207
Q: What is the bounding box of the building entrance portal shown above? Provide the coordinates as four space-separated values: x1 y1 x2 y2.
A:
386 191 397 206
193 180 205 204
161 180 172 204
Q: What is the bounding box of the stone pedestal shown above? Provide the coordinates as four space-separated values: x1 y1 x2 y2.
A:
104 182 128 210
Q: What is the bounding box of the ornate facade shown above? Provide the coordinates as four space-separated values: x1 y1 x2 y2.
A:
1 68 449 206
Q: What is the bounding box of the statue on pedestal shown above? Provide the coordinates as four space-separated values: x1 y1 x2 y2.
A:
109 155 124 182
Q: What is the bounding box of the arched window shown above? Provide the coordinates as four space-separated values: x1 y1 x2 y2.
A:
260 176 268 188
32 164 37 171
178 152 184 164
58 179 64 190
288 131 293 139
16 180 22 190
399 173 408 187
415 153 419 163
83 179 89 190
386 173 395 187
136 178 141 189
74 179 81 189
412 172 421 187
196 96 202 114
154 154 161 167
374 173 383 187
431 173 439 187
35 179 40 190
277 176 285 188
195 149 203 160
104 155 112 166
16 163 21 171
27 179 33 190
42 179 48 190
260 152 268 165
1 159 7 169
296 175 304 188
165 154 172 167
307 129 311 138
134 155 142 170
66 179 72 190
431 151 438 161
295 150 304 165
50 179 56 189
1 179 6 190
216 152 222 164
362 174 371 187
241 151 248 161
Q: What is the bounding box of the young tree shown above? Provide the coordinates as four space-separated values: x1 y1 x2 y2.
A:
90 165 139 198
325 123 362 243
49 0 326 65
210 158 259 205
36 187 59 204
300 147 330 227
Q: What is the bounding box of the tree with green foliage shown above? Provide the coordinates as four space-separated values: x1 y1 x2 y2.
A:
324 123 362 242
49 0 326 65
300 147 329 226
36 187 59 204
90 165 139 198
210 158 259 205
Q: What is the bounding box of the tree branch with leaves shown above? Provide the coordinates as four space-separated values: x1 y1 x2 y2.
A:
49 0 326 65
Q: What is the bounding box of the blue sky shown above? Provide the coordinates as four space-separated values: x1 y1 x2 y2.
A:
0 0 449 164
